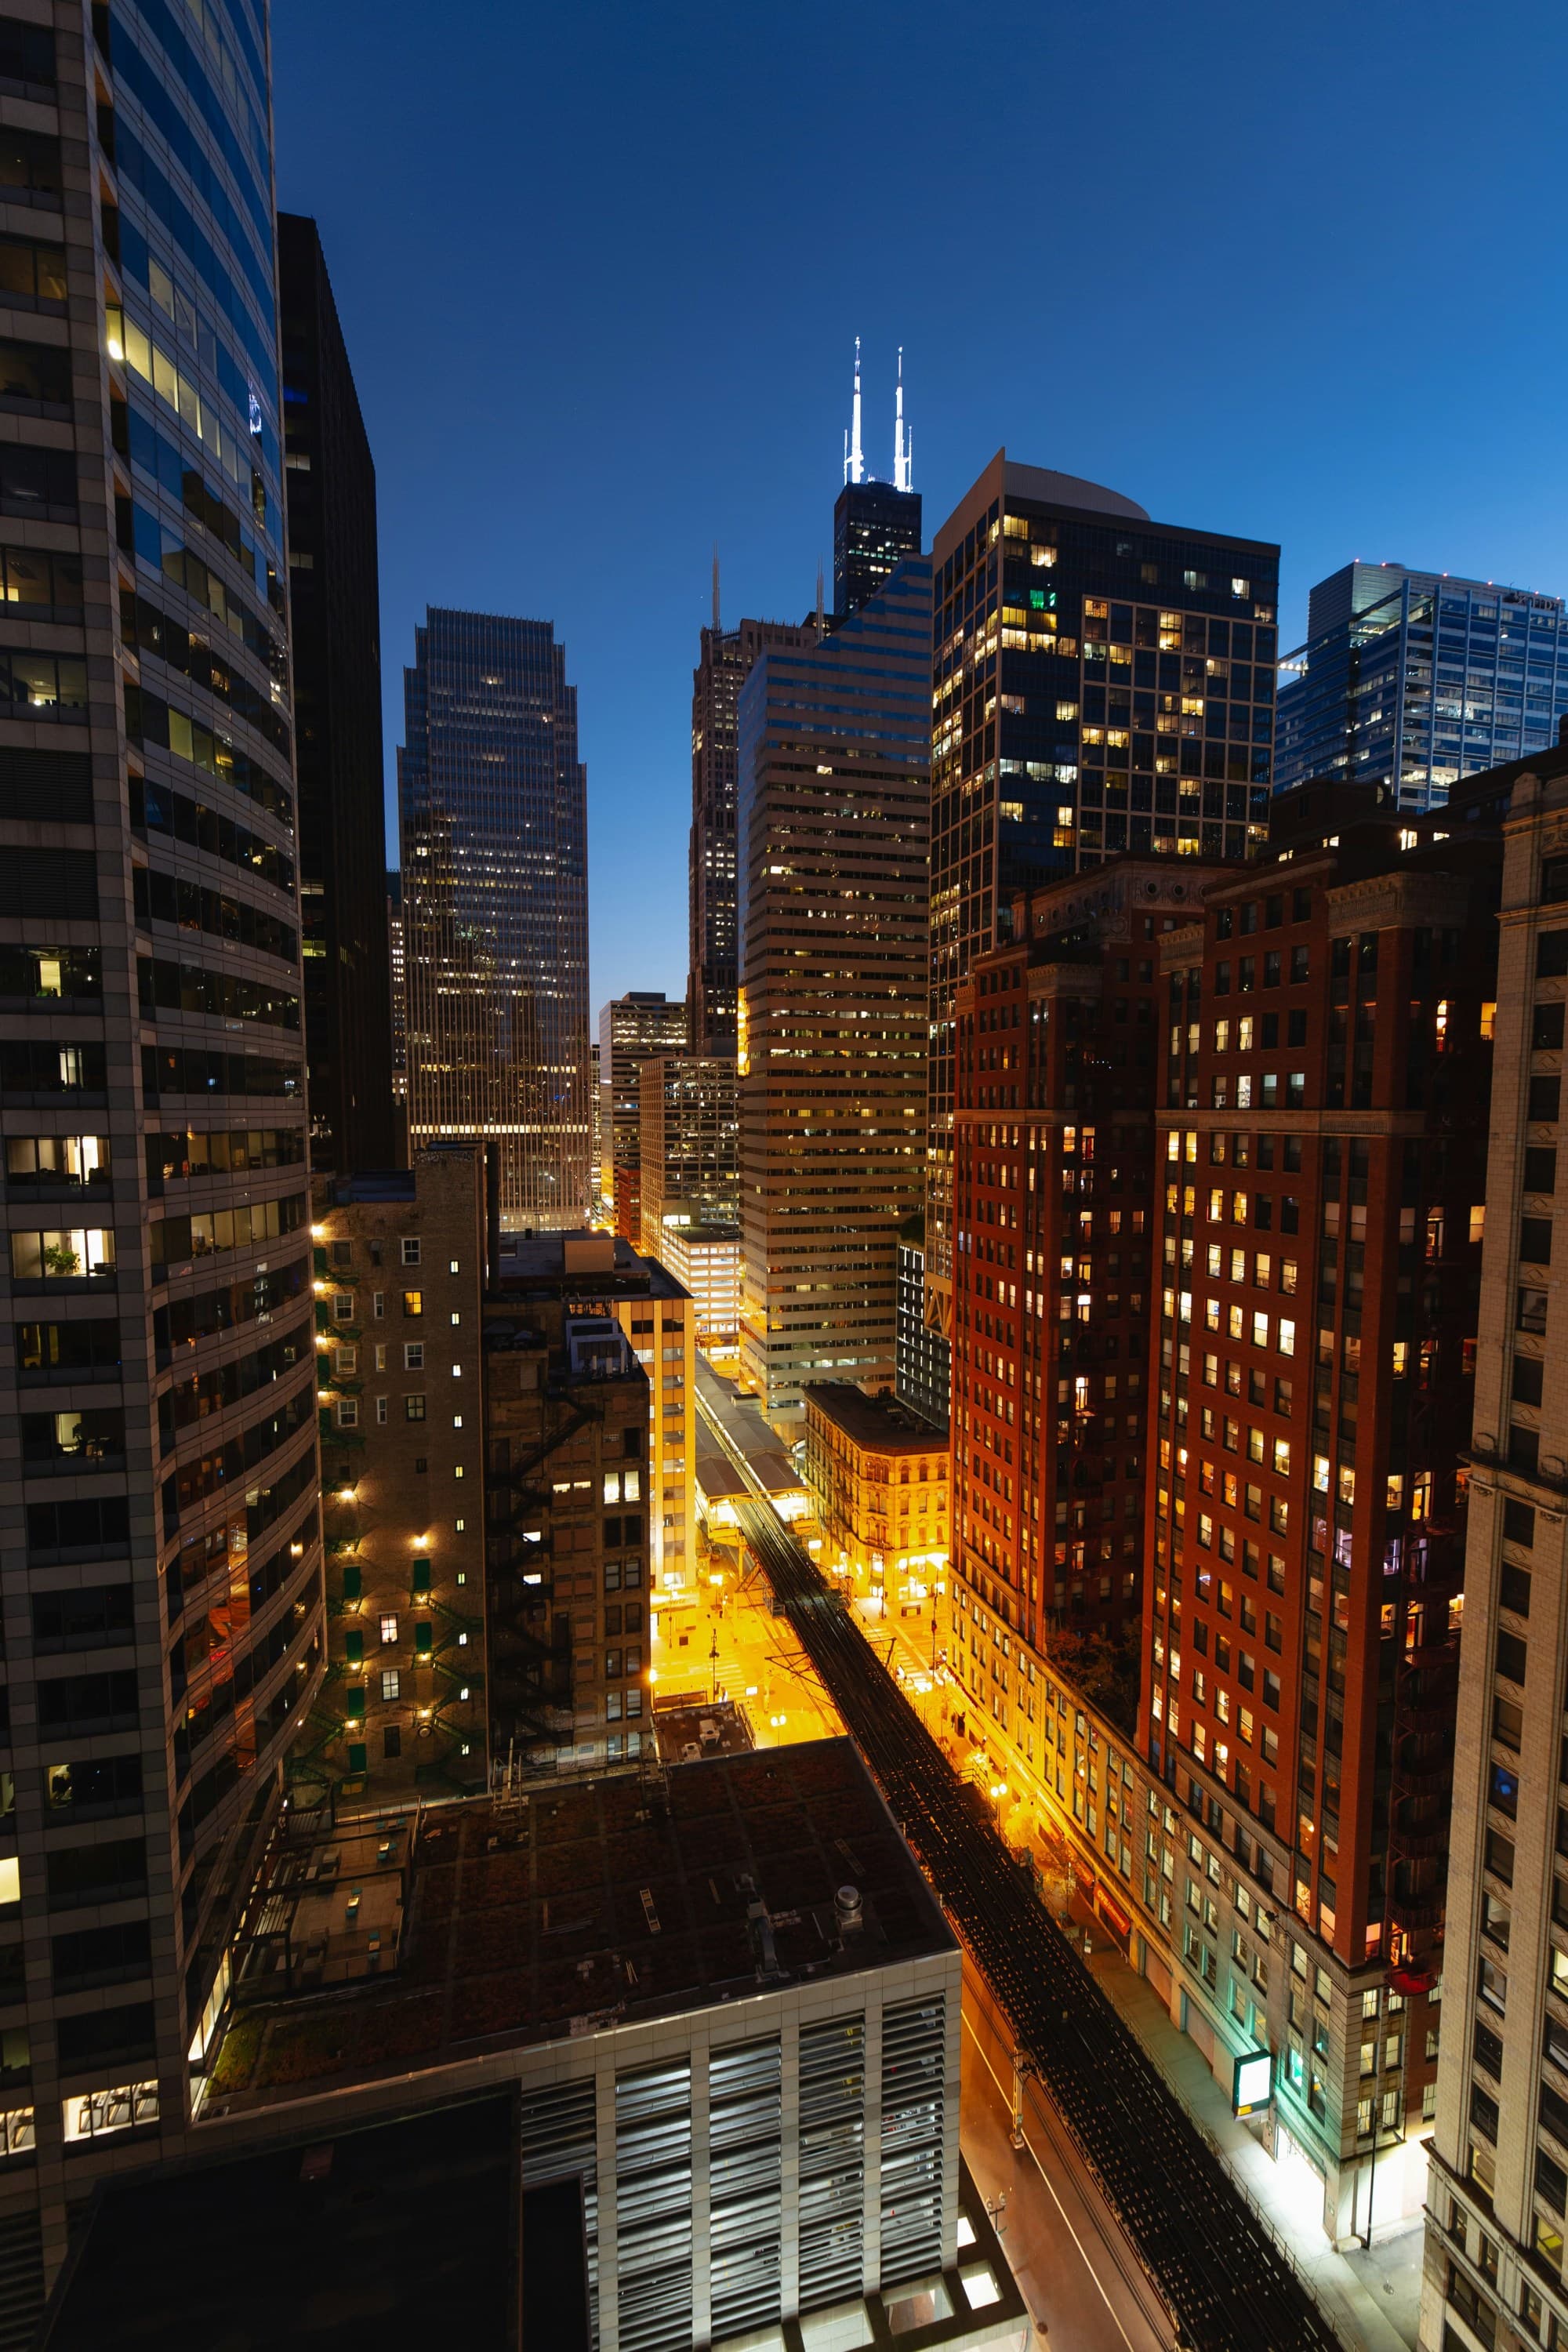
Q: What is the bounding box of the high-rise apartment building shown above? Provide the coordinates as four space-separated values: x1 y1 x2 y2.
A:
1276 561 1568 813
737 556 932 1423
1420 744 1568 2352
0 1 321 2311
276 214 394 1171
948 858 1219 1680
1146 792 1499 2241
399 609 590 1228
311 1149 488 1808
924 451 1279 1374
596 989 686 1239
688 612 815 1055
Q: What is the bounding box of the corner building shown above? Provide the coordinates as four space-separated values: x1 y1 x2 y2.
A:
1148 791 1498 2241
924 450 1279 1373
1420 746 1568 2352
736 560 931 1423
0 0 321 2312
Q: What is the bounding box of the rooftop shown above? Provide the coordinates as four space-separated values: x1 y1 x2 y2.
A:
804 1381 948 1452
204 1740 952 2114
494 1229 691 1303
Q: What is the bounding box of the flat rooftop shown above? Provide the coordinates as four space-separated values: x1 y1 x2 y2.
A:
804 1381 948 1452
205 1740 952 2114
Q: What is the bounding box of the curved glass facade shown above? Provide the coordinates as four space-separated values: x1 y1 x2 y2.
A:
0 2 319 2293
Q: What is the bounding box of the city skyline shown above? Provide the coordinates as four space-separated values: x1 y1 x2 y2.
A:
270 0 1568 1013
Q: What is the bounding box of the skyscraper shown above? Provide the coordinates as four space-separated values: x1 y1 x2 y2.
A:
1276 562 1568 812
737 555 932 1422
834 339 922 621
688 604 815 1055
1419 744 1568 2352
277 213 394 1171
596 989 687 1239
924 452 1280 1374
0 0 320 2307
399 610 590 1228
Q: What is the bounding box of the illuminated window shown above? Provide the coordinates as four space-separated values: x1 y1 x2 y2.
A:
379 1614 398 1646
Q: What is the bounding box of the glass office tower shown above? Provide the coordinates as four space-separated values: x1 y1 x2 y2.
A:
834 479 922 620
399 609 592 1228
0 0 320 2316
1276 561 1568 811
924 450 1279 1355
277 212 395 1171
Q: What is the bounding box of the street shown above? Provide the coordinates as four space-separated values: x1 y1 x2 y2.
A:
961 1958 1175 2352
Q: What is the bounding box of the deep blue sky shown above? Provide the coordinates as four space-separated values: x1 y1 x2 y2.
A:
271 1 1568 1014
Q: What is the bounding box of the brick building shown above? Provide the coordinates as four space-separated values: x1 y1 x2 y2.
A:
947 856 1221 1726
1145 786 1501 2238
485 1232 699 1766
311 1147 488 1806
802 1385 948 1602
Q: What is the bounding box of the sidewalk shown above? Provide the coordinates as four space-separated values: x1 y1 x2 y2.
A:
1074 1918 1422 2352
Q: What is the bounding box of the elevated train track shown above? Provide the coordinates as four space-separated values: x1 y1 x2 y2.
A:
697 1391 1345 2352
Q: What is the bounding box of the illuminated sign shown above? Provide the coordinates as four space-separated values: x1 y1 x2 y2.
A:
1232 2048 1272 2118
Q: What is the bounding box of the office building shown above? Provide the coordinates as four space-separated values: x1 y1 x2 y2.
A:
737 555 932 1423
57 1740 1024 2352
488 1231 696 1748
310 1149 488 1807
387 867 406 1145
277 214 395 1171
803 1385 948 1605
947 858 1221 1693
0 1 321 2313
596 990 686 1239
637 1053 737 1241
399 610 590 1229
924 451 1279 1376
1276 561 1568 812
688 604 815 1056
1145 790 1499 2241
896 1214 949 1430
654 1220 741 1355
637 1052 739 1351
1419 743 1568 2352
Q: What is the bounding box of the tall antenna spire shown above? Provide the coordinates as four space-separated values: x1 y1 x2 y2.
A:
894 346 911 492
712 543 720 633
844 335 864 485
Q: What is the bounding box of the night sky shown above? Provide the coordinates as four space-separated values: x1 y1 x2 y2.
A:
270 0 1568 1013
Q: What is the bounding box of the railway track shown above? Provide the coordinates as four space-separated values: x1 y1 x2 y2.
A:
699 1395 1345 2352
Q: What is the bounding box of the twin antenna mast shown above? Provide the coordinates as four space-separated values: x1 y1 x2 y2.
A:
842 338 913 491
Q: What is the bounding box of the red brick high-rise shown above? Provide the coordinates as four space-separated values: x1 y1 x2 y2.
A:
946 858 1224 1750
1145 782 1500 2234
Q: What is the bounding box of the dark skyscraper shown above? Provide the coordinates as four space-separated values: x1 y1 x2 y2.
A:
399 610 591 1225
0 0 320 2309
688 603 813 1055
834 480 923 620
923 451 1280 1356
277 212 395 1170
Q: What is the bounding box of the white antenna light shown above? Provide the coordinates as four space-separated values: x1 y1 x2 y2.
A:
894 346 911 492
847 335 864 485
